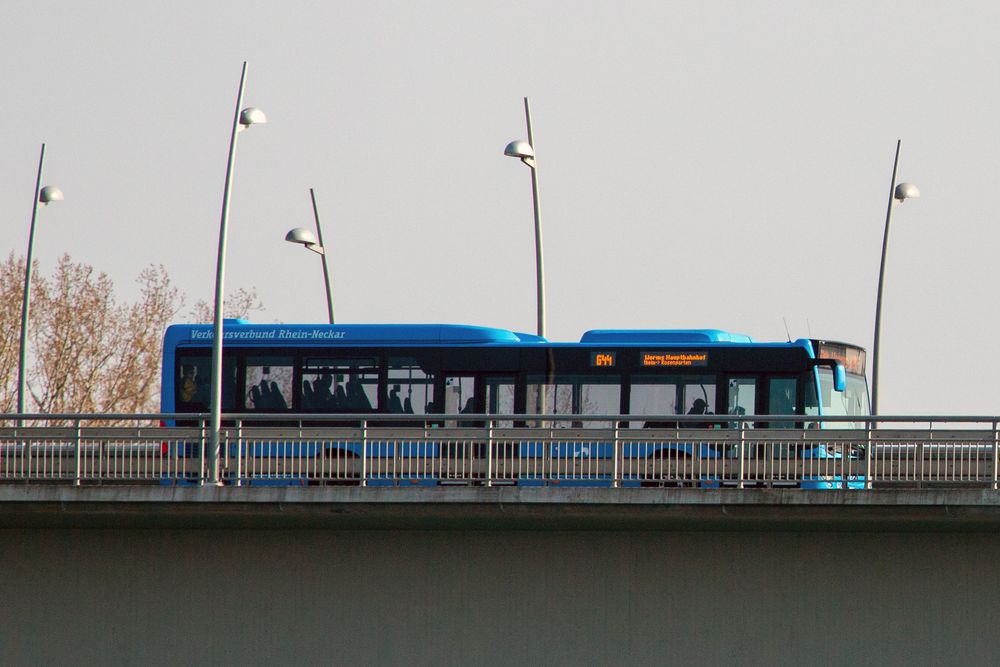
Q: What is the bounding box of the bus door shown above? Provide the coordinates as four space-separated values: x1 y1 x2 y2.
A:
765 376 799 428
443 375 476 426
714 374 807 426
439 374 515 473
724 376 760 463
485 376 516 427
440 374 516 426
725 376 758 425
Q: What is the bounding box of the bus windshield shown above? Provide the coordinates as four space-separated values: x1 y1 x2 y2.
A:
806 368 869 428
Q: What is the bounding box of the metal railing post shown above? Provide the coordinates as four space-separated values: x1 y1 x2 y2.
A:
360 419 368 487
691 427 701 487
841 426 849 490
393 428 402 486
866 418 874 490
763 439 772 488
297 419 308 482
486 419 494 487
737 421 746 490
235 419 243 487
21 423 31 483
173 423 181 486
220 422 230 483
542 423 551 485
993 420 998 492
841 449 849 491
612 423 621 489
917 420 928 489
199 418 208 486
73 418 82 486
98 439 105 484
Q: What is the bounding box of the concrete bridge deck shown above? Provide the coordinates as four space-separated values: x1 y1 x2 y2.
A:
4 485 1000 530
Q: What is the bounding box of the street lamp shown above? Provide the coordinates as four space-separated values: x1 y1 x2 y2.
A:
504 97 546 338
284 188 334 324
17 144 62 418
208 62 266 484
871 139 919 415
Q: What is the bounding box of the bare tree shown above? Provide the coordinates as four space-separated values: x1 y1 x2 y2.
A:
188 287 264 323
0 254 31 412
99 265 180 414
24 255 182 415
0 253 263 418
30 256 114 413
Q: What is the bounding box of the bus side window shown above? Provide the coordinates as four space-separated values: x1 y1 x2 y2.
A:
178 355 235 412
178 358 210 409
525 375 620 428
389 357 435 418
300 357 379 413
245 357 293 411
681 381 716 417
629 376 680 429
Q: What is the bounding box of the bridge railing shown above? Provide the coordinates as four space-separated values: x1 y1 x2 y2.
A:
1 414 999 489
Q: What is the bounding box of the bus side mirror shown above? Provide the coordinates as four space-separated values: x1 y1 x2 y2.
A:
813 359 846 392
833 363 846 392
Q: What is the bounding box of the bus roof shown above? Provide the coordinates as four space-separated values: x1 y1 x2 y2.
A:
580 329 754 344
163 323 541 347
164 322 825 353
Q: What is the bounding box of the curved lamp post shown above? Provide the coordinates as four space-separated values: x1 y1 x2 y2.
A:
871 139 919 415
504 97 546 338
17 144 63 418
208 62 266 484
285 188 334 324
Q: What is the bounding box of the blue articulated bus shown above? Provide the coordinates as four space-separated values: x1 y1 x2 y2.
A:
161 321 869 487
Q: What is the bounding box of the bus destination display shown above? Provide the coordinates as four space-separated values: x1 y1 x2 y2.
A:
590 352 616 367
641 352 708 367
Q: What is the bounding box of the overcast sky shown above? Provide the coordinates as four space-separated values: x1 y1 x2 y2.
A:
2 1 997 415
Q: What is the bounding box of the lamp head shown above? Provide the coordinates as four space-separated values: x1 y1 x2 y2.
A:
504 140 534 160
504 139 535 168
39 186 64 205
285 227 324 255
239 107 267 128
894 182 919 202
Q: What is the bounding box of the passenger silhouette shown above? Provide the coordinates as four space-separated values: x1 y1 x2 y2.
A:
249 378 286 410
388 384 404 413
679 397 712 428
333 377 347 408
688 398 708 415
180 365 197 402
268 381 287 410
346 376 372 411
302 379 315 408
